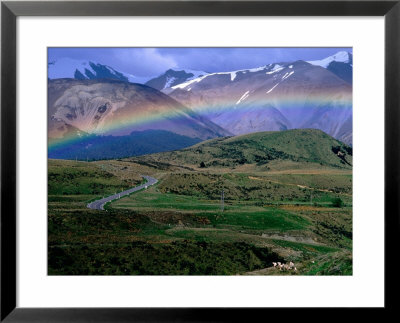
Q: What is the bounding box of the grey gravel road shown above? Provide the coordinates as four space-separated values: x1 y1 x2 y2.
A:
87 175 158 210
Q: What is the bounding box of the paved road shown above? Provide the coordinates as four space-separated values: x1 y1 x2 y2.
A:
87 175 158 210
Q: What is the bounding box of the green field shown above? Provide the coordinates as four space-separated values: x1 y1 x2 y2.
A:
48 129 352 275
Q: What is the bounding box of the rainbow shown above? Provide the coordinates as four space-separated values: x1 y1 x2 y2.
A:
48 91 352 151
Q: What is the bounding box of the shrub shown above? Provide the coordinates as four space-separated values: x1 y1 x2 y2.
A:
331 197 344 208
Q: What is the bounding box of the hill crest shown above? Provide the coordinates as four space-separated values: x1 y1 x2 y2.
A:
134 129 353 170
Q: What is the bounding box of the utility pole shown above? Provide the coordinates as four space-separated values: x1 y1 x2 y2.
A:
221 189 224 212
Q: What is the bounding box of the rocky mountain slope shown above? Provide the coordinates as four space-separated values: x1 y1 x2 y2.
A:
308 51 352 84
48 79 231 159
49 79 229 140
164 59 352 144
145 68 208 90
48 58 149 83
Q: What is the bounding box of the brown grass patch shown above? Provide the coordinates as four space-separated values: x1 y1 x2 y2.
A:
248 176 264 181
279 205 335 212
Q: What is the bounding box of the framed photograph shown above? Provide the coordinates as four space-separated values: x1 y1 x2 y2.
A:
1 0 399 321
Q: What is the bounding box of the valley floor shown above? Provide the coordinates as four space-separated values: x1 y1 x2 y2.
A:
48 157 352 275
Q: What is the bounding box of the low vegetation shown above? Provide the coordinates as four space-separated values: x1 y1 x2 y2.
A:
134 129 352 170
48 129 352 275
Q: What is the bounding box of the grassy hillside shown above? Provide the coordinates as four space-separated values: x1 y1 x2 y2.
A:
48 159 138 196
49 130 202 161
133 129 352 170
155 172 352 205
48 129 352 275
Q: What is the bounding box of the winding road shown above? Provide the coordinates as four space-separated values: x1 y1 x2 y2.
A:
87 175 158 210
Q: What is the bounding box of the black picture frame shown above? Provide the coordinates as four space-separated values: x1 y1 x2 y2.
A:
1 0 399 321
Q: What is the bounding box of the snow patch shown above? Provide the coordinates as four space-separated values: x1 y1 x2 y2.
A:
289 65 293 69
172 75 207 89
207 71 238 81
172 64 279 89
248 66 267 73
266 83 279 94
236 91 250 105
164 76 177 89
266 64 284 75
307 51 351 68
282 71 294 80
172 69 238 89
48 58 148 83
159 69 209 89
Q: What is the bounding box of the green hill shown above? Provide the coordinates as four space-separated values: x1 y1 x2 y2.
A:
48 159 135 196
48 129 352 275
135 129 352 170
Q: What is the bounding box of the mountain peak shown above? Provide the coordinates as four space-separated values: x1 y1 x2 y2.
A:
307 51 352 68
145 68 208 91
48 58 149 83
48 78 230 142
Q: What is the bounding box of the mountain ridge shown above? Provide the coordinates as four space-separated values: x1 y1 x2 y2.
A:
307 51 352 84
164 59 352 144
133 128 353 170
48 58 150 83
145 68 208 91
48 78 231 159
48 129 203 160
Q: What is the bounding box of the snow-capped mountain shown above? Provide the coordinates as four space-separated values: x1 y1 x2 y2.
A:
308 51 352 84
166 59 352 144
145 68 209 90
48 58 150 83
307 51 351 68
